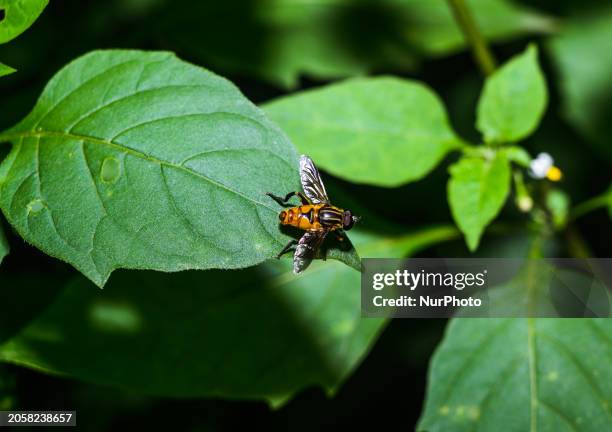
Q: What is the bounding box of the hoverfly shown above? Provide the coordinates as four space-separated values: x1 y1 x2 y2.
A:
267 155 360 274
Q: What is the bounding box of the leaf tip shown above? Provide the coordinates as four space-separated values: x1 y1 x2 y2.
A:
0 64 17 78
86 269 110 290
466 237 480 252
266 393 293 410
526 42 540 57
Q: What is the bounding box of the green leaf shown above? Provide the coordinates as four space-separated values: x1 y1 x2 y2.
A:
608 185 612 219
0 0 48 44
161 0 553 88
3 268 376 405
448 152 511 251
420 255 612 430
162 0 405 89
477 45 548 143
0 224 7 265
264 77 462 187
0 50 308 287
548 8 612 162
0 272 67 344
418 318 612 431
502 146 531 167
0 226 455 404
0 62 16 78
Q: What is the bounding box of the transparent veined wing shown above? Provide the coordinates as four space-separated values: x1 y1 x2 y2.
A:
300 155 329 204
293 229 328 274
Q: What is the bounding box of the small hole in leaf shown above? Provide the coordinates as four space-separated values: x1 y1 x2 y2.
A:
0 10 5 22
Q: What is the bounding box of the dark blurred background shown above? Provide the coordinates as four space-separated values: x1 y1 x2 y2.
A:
0 0 611 430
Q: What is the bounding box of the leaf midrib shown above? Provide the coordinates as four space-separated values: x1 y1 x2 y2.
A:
0 129 278 213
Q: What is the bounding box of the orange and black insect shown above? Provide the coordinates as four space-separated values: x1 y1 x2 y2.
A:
267 155 360 274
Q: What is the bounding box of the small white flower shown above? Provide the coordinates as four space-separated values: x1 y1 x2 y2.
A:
529 152 553 179
528 152 562 181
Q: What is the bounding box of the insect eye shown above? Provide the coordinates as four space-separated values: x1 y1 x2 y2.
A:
279 211 286 221
343 211 354 230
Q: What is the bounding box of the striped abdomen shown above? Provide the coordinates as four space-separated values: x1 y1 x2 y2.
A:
279 204 343 231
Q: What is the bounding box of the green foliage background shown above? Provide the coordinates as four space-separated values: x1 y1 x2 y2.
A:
0 0 610 430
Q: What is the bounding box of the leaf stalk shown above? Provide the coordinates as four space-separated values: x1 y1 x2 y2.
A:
569 192 610 221
446 0 497 76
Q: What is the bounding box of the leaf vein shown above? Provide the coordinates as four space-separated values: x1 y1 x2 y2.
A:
439 319 514 407
538 399 580 432
159 164 223 251
35 136 83 252
33 59 144 129
476 356 524 428
66 84 215 133
539 332 611 418
1 129 279 214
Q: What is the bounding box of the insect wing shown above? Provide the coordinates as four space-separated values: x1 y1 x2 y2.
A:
293 230 328 274
300 155 329 204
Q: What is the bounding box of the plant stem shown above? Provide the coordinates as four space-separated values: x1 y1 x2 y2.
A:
528 231 544 259
447 0 497 76
569 192 610 221
565 224 593 258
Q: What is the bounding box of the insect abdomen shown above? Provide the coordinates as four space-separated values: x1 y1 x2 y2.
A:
318 205 344 229
279 205 321 231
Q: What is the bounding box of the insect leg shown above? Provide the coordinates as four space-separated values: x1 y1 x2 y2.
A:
294 191 312 205
266 191 311 206
266 192 288 206
276 239 298 259
334 230 347 242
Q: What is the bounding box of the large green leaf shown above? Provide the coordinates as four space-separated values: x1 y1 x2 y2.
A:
548 8 612 162
448 152 511 251
0 50 309 287
477 45 548 143
0 226 457 405
264 77 462 187
418 318 612 431
0 0 48 44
